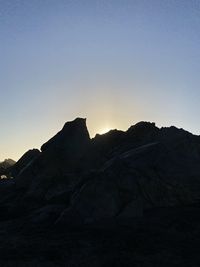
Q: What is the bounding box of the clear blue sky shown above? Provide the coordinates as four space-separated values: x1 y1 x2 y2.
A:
0 0 200 160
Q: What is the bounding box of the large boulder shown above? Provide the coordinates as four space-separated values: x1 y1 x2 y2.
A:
13 118 91 210
57 140 194 224
41 117 90 153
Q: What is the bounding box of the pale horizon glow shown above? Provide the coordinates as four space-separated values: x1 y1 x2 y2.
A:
95 126 114 136
2 117 199 162
1 1 200 161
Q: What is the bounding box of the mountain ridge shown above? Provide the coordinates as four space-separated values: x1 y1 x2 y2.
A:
0 117 198 224
1 118 200 265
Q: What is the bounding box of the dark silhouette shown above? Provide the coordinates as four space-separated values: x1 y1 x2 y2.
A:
1 118 200 266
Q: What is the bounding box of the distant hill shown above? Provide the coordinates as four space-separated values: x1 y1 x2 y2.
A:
0 158 16 169
0 159 16 178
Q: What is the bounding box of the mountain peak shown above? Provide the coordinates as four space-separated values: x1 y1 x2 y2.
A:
127 121 158 137
41 118 90 152
63 117 87 128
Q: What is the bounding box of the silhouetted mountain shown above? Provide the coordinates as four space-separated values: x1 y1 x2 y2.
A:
5 118 200 222
1 118 200 266
41 117 90 152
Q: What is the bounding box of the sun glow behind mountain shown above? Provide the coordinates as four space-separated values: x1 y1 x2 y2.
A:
1 1 200 161
97 127 112 135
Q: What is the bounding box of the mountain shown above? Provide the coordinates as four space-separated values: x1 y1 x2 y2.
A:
4 118 200 222
1 118 200 266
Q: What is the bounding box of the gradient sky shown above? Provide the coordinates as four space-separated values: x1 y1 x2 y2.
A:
0 0 200 160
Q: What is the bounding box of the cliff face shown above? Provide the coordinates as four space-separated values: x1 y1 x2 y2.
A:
2 118 200 225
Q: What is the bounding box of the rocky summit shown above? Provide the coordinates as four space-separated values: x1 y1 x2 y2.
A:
1 118 200 266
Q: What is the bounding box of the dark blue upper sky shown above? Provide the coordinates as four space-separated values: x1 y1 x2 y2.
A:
0 0 200 160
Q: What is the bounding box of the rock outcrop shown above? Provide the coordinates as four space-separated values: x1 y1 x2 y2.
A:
1 117 200 266
2 117 200 225
41 117 90 152
12 118 91 213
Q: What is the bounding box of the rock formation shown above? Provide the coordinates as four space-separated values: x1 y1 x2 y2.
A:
1 118 200 266
1 117 199 225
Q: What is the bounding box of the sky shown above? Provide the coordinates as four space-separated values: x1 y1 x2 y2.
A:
0 0 200 161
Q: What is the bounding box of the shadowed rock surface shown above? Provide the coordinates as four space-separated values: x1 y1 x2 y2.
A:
1 118 200 266
10 149 41 177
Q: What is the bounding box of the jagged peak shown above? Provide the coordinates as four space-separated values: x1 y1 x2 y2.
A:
127 121 158 135
41 117 90 152
62 117 87 130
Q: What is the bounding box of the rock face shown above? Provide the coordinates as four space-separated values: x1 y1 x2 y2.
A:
41 117 90 152
2 118 200 225
40 117 91 174
13 118 91 207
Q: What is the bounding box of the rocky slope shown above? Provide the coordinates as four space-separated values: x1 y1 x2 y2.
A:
1 118 200 266
1 117 200 224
